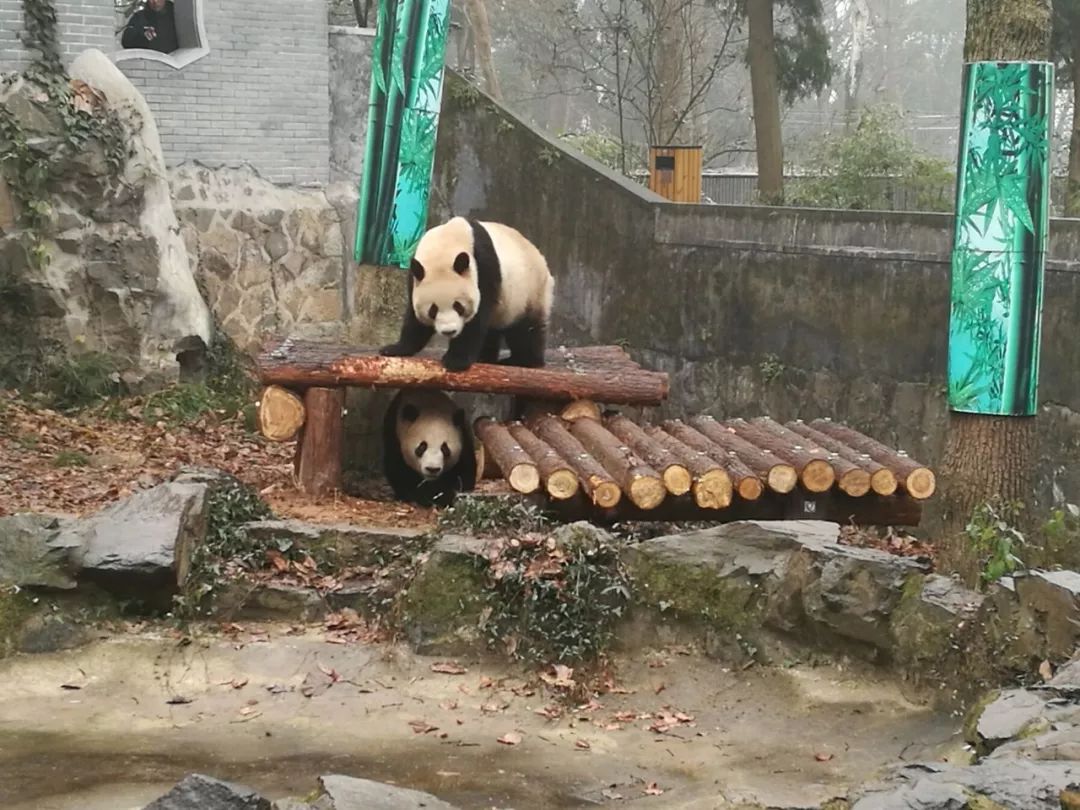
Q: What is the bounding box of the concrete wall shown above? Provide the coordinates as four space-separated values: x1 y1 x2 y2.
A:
431 73 1080 513
2 0 331 186
328 25 373 185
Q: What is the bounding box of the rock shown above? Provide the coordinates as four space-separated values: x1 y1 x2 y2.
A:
1062 787 1080 810
314 774 460 810
1015 571 1080 660
264 230 290 261
892 574 984 683
63 479 209 603
143 773 270 809
972 689 1050 751
852 760 1080 810
214 581 326 622
241 520 426 568
0 514 81 590
0 175 18 233
403 534 488 655
16 613 91 654
55 50 212 381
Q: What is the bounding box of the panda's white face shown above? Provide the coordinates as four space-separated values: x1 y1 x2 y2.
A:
410 219 480 339
397 396 466 480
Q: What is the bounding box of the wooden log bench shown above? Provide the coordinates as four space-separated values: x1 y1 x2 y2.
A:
255 337 670 496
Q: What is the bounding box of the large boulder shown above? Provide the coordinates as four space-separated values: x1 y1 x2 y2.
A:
61 478 209 604
313 774 460 810
0 49 212 384
0 514 80 590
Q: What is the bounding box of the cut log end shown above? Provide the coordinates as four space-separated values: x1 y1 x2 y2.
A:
546 469 580 500
905 468 936 500
258 385 305 442
691 469 733 509
838 468 872 498
589 478 622 509
507 463 541 494
628 476 667 510
800 458 836 494
737 476 764 501
871 468 899 496
766 464 798 494
662 465 693 497
561 399 602 422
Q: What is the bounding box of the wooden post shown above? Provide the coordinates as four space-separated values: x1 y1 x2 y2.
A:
294 387 345 496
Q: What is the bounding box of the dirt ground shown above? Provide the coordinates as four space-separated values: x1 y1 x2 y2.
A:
0 625 962 810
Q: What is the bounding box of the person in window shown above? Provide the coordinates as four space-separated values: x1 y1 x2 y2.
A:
121 0 179 54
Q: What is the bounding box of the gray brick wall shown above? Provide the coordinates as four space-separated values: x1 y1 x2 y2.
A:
0 0 115 71
2 0 332 186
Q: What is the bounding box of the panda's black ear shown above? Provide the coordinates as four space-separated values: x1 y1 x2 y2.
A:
452 408 467 427
453 252 470 275
400 403 419 423
410 259 425 282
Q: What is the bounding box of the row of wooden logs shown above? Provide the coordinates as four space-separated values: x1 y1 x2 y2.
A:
257 385 935 510
476 399 935 511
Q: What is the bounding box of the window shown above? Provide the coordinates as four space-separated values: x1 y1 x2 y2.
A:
113 0 208 69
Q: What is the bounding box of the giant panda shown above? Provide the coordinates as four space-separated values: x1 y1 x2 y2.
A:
382 388 477 507
380 216 555 372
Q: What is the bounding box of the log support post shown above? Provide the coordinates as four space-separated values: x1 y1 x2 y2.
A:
295 387 345 496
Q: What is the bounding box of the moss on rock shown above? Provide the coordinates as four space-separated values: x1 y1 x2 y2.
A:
629 555 761 632
402 552 487 655
0 588 35 657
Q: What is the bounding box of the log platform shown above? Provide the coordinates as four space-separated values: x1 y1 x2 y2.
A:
255 337 669 495
474 412 934 527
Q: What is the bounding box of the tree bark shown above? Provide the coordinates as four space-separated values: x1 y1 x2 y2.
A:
1067 58 1080 218
660 420 764 501
295 388 344 496
644 425 734 509
528 414 622 509
939 0 1051 571
747 0 785 203
257 340 669 407
605 413 692 497
507 423 579 500
568 418 667 510
465 0 501 100
474 417 540 494
258 385 306 442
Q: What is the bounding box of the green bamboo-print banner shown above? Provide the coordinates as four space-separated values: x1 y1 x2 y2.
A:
354 0 451 268
948 61 1054 417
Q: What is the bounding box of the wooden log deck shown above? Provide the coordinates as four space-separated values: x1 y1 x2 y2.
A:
473 412 935 527
255 337 933 526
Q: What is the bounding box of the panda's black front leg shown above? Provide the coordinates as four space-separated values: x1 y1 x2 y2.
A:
442 310 492 372
380 306 434 357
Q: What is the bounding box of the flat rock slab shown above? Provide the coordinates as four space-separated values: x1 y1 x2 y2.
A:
63 480 208 600
975 689 1050 749
0 514 80 590
242 520 427 568
143 774 270 809
315 774 460 810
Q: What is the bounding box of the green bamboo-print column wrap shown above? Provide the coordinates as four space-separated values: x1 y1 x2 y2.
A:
948 60 1054 417
354 0 451 268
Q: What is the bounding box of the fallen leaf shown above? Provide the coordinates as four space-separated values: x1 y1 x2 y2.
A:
440 699 460 711
409 720 438 734
602 788 624 800
230 677 249 689
166 695 192 705
59 683 82 690
431 661 468 675
534 705 563 720
575 739 591 750
497 732 522 746
539 664 575 688
643 782 664 796
815 752 834 762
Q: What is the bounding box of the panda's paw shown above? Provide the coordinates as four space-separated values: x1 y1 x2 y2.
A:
441 353 475 373
380 343 410 357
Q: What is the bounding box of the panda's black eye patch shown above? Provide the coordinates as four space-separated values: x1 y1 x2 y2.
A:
415 441 427 458
441 442 451 458
453 302 465 317
428 305 438 321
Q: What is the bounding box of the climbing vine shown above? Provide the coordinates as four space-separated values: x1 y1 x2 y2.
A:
1 0 132 389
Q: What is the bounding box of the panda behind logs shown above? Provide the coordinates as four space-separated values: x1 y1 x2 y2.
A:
382 389 477 507
380 217 554 372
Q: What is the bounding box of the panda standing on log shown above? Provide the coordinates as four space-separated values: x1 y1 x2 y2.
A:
380 217 555 372
382 389 477 507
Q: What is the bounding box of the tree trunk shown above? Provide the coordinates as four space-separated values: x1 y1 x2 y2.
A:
295 388 344 496
939 0 1051 578
474 417 540 493
465 0 501 100
747 0 784 203
1068 59 1080 218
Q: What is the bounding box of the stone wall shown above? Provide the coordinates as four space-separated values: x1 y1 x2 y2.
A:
430 73 1080 514
328 26 374 185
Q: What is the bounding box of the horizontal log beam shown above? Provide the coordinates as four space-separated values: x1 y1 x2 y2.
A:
257 339 669 406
